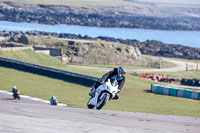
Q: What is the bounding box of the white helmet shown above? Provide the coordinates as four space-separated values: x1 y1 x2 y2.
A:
118 66 127 77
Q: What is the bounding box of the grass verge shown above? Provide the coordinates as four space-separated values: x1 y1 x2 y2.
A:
0 66 90 108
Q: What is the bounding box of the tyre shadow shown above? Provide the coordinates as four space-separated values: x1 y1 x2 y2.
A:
0 98 14 101
144 90 151 93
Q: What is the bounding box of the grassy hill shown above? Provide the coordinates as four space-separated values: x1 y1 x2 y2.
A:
0 49 200 117
0 49 64 68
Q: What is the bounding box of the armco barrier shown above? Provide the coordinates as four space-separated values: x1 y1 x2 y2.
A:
0 57 100 87
151 84 200 100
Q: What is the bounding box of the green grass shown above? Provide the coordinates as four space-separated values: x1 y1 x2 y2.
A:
69 54 177 69
141 54 176 68
0 66 90 107
1 66 200 117
0 49 78 71
0 49 105 75
151 71 200 79
0 49 65 68
0 49 105 76
0 49 200 117
74 63 156 69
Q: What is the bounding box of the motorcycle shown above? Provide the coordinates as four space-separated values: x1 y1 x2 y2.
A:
87 79 119 110
50 97 58 105
13 91 20 100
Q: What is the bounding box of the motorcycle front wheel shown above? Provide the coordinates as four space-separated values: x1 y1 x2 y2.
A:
96 93 110 110
87 98 95 109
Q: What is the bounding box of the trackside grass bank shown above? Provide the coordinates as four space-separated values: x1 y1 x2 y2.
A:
0 50 200 117
0 66 90 107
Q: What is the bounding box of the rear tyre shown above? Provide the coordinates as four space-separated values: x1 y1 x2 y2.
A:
87 98 94 109
96 93 110 110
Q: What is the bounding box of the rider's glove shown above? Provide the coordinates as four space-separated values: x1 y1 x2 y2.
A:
100 80 104 84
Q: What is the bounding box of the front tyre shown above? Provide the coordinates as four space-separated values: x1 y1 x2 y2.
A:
17 95 20 100
96 93 110 110
87 98 94 109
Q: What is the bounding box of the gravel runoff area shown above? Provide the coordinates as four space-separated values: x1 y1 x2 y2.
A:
68 59 200 72
0 91 200 133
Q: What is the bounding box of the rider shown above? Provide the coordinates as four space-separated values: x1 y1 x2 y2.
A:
50 96 58 105
89 66 126 99
12 86 20 100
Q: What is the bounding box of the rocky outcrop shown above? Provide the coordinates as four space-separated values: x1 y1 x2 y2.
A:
62 40 141 65
8 34 29 44
136 40 200 60
0 31 142 65
0 30 199 60
96 37 200 60
0 2 200 30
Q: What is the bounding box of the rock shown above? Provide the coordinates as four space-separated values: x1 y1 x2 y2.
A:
125 45 138 57
8 34 29 44
135 47 141 56
116 47 122 52
68 41 75 45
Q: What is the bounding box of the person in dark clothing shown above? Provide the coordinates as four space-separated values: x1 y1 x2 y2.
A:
12 86 20 100
89 66 126 99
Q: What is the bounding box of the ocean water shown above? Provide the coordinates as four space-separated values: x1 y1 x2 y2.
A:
0 21 200 48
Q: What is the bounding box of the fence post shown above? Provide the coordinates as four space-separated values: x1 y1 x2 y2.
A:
186 63 188 71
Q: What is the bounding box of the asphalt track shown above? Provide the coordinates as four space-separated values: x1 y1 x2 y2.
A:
0 92 200 133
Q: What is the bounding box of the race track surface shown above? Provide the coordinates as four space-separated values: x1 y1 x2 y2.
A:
0 92 200 133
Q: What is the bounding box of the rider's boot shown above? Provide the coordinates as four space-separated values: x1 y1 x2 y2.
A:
89 86 96 97
113 93 119 100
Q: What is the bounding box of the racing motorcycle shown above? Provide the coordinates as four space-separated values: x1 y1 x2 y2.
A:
87 79 119 110
13 91 20 100
50 96 58 105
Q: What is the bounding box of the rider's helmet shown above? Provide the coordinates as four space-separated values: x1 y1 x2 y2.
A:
118 66 127 77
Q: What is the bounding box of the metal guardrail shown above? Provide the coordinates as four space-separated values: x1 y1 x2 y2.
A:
0 57 100 87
